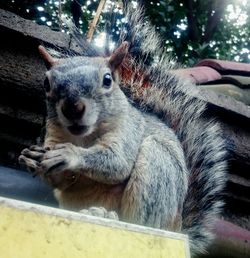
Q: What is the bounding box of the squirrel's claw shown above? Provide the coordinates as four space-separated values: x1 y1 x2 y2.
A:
18 154 40 176
21 148 44 162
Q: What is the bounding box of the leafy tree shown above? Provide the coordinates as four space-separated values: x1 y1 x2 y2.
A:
0 0 249 65
143 0 250 65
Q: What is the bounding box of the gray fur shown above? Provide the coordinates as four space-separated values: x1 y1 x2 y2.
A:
119 6 227 255
19 6 227 257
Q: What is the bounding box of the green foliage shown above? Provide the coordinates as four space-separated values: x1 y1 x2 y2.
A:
0 0 249 66
144 0 250 65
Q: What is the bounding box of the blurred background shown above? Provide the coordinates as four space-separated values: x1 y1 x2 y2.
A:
0 0 250 66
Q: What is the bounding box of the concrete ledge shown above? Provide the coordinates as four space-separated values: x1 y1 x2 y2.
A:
0 197 190 258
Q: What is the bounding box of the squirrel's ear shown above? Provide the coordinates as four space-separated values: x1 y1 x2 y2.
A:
38 45 60 69
109 41 128 70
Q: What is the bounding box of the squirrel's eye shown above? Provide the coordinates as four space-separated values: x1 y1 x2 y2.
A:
44 77 51 92
103 73 112 88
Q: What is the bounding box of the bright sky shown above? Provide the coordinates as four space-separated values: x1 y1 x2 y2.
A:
226 2 248 26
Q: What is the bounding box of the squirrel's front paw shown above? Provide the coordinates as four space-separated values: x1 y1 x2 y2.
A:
79 207 119 221
19 145 46 175
19 143 82 189
40 143 81 175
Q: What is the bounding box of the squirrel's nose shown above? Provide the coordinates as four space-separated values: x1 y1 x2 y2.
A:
61 99 85 120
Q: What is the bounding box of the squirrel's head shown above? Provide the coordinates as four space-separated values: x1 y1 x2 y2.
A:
39 43 128 137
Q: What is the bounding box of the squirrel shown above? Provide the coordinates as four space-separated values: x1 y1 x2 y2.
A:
19 5 227 256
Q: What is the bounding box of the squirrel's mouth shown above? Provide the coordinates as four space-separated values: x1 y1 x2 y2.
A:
67 125 89 135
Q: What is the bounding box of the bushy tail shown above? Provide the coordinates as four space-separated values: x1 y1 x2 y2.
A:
119 5 227 255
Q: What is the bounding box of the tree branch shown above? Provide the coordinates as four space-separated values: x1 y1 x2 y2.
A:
87 0 106 42
70 0 84 28
183 0 199 41
203 0 227 43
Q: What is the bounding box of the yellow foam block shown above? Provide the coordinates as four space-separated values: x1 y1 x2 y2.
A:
0 197 190 258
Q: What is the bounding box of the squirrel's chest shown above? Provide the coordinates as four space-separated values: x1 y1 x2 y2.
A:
54 174 126 213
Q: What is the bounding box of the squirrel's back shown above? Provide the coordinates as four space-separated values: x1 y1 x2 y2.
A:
116 5 227 255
